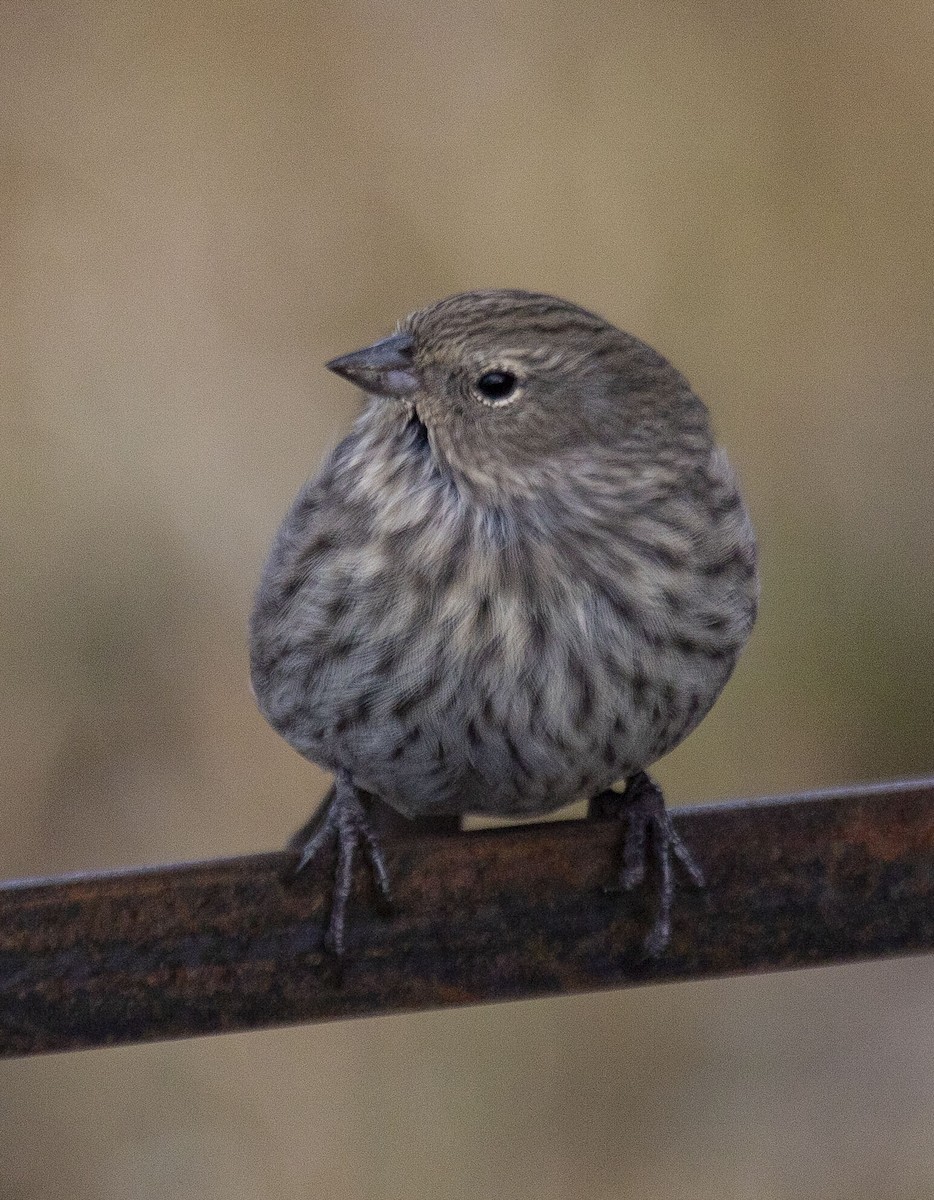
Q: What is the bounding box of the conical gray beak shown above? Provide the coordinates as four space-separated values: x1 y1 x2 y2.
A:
326 332 419 397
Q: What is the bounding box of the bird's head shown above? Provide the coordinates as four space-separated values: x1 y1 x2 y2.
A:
326 290 711 500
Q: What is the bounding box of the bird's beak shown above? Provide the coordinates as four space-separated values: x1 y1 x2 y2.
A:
326 332 419 398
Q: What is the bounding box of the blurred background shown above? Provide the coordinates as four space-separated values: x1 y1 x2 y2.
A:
2 0 933 1196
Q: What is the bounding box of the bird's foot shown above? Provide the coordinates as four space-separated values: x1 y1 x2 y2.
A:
288 771 392 957
589 771 705 957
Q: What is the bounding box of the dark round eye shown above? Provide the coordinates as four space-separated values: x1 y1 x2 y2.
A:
475 370 518 402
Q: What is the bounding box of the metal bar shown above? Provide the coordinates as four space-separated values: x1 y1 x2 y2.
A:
0 777 931 1057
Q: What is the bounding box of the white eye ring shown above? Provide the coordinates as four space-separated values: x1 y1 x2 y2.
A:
473 368 522 407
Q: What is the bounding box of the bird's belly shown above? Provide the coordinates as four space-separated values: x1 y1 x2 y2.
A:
257 595 736 819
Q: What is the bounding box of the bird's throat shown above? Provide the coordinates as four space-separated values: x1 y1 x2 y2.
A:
407 408 431 455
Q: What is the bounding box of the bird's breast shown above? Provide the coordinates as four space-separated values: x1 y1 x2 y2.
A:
251 434 756 816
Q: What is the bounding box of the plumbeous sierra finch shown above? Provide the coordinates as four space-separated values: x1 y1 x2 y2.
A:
250 289 758 956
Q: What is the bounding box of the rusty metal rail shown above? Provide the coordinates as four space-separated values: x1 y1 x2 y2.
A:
0 776 931 1057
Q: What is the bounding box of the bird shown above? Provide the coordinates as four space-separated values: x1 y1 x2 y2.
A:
249 289 758 957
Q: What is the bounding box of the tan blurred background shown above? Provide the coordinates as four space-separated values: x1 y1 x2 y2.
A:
2 0 933 1196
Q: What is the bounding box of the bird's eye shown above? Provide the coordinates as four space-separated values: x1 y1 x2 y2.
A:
475 370 518 404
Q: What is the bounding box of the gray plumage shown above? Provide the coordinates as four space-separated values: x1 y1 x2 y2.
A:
249 289 758 952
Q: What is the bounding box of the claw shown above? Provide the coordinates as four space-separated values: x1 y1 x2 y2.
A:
590 771 705 956
291 772 393 957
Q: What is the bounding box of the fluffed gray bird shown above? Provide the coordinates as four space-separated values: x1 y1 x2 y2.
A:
250 290 758 956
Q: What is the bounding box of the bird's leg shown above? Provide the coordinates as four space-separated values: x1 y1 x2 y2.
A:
286 777 464 957
287 770 393 957
589 771 705 957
